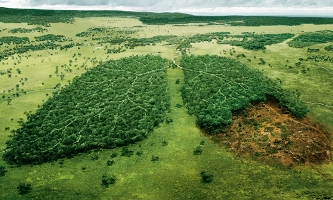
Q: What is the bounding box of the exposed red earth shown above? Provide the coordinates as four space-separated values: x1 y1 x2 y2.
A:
209 98 331 166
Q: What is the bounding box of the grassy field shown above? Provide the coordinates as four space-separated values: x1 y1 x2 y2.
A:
1 17 333 199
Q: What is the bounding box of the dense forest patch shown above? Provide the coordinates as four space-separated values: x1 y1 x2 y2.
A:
0 36 30 45
176 32 230 51
174 32 294 52
86 31 294 52
219 33 294 50
2 55 170 165
75 27 136 40
76 27 179 49
139 15 333 26
0 7 74 26
181 55 308 134
288 30 333 48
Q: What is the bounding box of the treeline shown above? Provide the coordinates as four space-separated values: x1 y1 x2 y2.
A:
75 27 122 37
219 33 294 50
0 36 30 45
176 32 230 51
140 15 333 26
288 30 333 48
0 42 74 61
124 35 178 49
0 7 177 26
0 34 67 45
0 34 71 60
3 7 333 27
8 27 47 34
175 32 294 51
0 7 73 26
3 55 170 165
181 55 308 133
307 55 333 63
34 34 67 42
75 27 176 48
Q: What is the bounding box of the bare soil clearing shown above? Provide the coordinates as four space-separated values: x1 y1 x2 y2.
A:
210 98 331 166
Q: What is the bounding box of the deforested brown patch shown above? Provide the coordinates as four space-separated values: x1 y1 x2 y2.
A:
210 99 331 166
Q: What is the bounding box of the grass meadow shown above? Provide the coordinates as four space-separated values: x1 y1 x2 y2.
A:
1 17 333 199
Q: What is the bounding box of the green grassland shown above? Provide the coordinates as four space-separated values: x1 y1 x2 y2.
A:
1 13 333 199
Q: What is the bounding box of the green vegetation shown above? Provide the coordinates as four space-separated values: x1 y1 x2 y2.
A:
0 33 72 61
193 146 203 155
8 27 47 34
17 183 32 195
75 27 135 43
288 30 333 48
325 44 333 51
101 174 116 187
0 36 30 45
307 55 333 63
151 155 159 161
220 33 294 50
181 55 308 133
177 32 230 51
0 7 73 26
125 35 178 49
0 165 7 176
140 15 333 26
76 27 179 50
34 34 67 42
0 7 333 200
120 147 134 157
2 7 333 27
0 42 73 61
200 171 213 183
3 55 170 165
175 32 293 52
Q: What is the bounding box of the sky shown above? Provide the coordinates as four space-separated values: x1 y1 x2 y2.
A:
0 0 333 17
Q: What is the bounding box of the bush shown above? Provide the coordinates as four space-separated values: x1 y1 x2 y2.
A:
0 165 7 176
17 183 32 195
193 146 203 155
121 147 134 157
101 175 116 187
200 171 213 183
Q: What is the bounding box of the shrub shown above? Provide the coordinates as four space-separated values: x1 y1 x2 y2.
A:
17 183 32 195
0 165 7 176
200 171 213 183
101 175 116 187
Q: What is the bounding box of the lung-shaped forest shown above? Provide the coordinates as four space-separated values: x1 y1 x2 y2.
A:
3 54 309 165
3 55 170 164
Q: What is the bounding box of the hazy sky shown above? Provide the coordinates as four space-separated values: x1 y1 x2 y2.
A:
1 0 333 16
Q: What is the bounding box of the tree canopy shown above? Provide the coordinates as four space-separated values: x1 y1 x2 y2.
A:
181 55 308 133
3 55 170 165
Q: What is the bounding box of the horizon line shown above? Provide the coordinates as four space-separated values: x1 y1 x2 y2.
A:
1 6 333 18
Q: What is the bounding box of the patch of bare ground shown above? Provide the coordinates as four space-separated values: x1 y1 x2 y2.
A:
210 98 331 166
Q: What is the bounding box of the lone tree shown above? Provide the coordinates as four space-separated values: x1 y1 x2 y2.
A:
7 97 11 105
